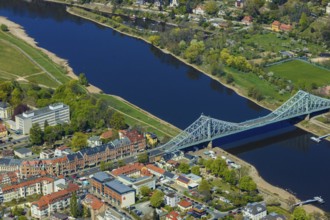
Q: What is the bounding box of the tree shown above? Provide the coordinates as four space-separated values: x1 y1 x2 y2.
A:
17 216 27 220
79 73 89 86
198 179 211 193
70 191 78 218
140 186 152 197
150 190 164 208
149 35 161 46
292 207 310 220
29 123 44 145
184 40 205 64
222 169 237 185
226 74 234 84
138 153 149 163
118 159 125 167
110 112 126 130
178 162 190 174
0 24 8 32
204 1 219 15
83 205 91 217
71 132 88 152
239 176 257 192
191 166 201 176
299 12 308 30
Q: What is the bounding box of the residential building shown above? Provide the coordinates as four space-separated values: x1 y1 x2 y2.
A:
0 124 7 138
97 208 126 220
176 175 190 188
193 6 205 16
164 192 179 207
146 132 158 146
0 149 14 158
91 172 114 195
178 200 192 212
111 163 144 177
82 194 106 220
14 148 32 158
271 20 280 31
279 23 292 32
31 183 79 218
54 146 72 157
4 119 16 130
88 136 102 147
146 164 166 177
327 3 330 14
243 203 267 220
261 213 286 220
40 149 55 159
166 211 181 220
15 103 70 134
119 129 146 152
235 0 244 8
1 176 65 203
184 173 202 183
0 102 12 120
170 0 178 7
191 205 207 218
0 158 21 172
242 16 253 25
0 171 19 186
101 130 114 140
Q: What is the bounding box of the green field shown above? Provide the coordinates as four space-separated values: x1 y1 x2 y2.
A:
267 60 330 88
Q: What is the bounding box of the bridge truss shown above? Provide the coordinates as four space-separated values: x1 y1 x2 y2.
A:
162 90 330 152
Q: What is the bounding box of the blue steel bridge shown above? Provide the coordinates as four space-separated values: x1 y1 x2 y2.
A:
161 90 330 153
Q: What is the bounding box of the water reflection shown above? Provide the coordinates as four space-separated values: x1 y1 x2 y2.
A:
209 79 224 93
186 68 202 80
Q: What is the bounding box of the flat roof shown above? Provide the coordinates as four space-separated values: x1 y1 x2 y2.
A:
16 103 68 119
93 172 113 183
14 148 32 155
105 180 135 195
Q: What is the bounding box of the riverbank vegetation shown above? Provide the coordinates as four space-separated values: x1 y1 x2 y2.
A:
0 25 180 141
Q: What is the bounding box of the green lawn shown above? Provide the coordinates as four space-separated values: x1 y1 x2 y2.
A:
95 94 181 139
0 40 41 76
267 60 330 88
25 73 61 88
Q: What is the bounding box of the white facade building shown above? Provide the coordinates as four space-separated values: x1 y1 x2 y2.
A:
327 3 330 14
0 102 12 120
243 203 267 220
164 192 179 207
15 103 70 134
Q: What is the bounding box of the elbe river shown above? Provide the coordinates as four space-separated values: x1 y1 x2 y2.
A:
1 0 329 211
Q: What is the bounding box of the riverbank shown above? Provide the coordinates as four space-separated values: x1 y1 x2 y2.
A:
0 16 180 138
192 147 325 216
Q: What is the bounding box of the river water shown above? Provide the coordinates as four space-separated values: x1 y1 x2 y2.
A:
1 0 329 211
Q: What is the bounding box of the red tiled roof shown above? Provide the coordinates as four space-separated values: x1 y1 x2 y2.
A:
2 176 55 193
272 20 280 26
100 130 113 139
166 211 180 220
167 160 179 165
0 124 6 133
84 194 105 210
32 184 79 210
178 200 192 208
146 164 165 175
119 130 144 143
111 163 144 176
56 145 68 151
280 23 292 31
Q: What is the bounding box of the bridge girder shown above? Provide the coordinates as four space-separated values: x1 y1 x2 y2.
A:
163 91 330 152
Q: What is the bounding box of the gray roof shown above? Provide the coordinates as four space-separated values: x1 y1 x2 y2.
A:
119 175 149 183
185 173 202 181
105 180 135 195
261 213 286 220
51 212 69 220
245 203 267 215
16 103 68 119
0 102 10 109
14 148 32 155
0 158 22 166
93 172 113 183
164 171 175 179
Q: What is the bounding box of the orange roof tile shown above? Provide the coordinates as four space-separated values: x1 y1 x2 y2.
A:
100 130 113 139
178 200 192 208
2 176 55 193
111 163 144 176
56 145 68 151
84 194 105 210
146 164 165 175
166 211 180 220
272 20 280 26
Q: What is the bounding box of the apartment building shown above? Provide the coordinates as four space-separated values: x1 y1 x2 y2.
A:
31 183 79 218
15 103 70 134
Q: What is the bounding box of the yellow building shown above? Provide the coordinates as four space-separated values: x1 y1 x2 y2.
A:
176 175 190 188
271 20 281 32
146 132 158 146
0 102 12 120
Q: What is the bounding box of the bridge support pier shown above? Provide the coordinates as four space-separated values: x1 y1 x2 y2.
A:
305 114 310 121
207 141 213 149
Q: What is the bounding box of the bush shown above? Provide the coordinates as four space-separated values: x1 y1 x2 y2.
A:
0 24 9 32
